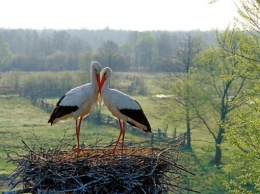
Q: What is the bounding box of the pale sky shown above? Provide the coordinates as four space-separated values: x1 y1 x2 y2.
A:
0 0 239 31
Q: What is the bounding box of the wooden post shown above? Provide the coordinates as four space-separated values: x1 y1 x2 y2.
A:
158 128 161 139
150 133 154 146
96 110 101 124
164 124 168 134
182 132 187 146
173 128 177 140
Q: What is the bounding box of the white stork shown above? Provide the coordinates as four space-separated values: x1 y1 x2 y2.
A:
48 61 102 153
100 67 151 154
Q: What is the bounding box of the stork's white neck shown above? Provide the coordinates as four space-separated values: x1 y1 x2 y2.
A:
91 69 99 92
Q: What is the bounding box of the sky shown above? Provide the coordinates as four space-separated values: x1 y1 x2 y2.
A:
0 0 239 31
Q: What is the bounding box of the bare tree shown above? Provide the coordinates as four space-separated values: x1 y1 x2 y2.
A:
97 40 119 68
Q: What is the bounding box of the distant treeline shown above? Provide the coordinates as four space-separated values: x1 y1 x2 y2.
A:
0 28 217 72
1 70 148 98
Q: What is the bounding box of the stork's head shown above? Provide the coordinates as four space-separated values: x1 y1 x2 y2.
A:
99 67 112 93
90 61 102 93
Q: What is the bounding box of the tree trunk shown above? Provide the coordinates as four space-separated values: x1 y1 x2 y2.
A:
186 109 191 149
186 115 191 149
214 127 225 165
215 145 222 165
214 97 228 165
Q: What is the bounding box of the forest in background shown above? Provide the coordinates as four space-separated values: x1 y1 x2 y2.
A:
0 28 216 72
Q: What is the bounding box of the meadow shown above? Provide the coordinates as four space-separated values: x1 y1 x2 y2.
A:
0 71 227 193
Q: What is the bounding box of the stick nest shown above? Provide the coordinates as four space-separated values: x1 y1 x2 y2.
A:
7 143 197 194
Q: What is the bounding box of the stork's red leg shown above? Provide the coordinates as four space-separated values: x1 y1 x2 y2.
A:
75 119 78 151
76 117 83 154
113 119 123 154
121 122 125 154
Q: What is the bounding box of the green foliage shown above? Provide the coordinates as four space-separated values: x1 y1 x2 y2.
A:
223 92 260 193
236 0 260 32
217 0 260 191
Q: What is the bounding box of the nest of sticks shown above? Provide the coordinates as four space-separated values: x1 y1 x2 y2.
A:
6 141 198 194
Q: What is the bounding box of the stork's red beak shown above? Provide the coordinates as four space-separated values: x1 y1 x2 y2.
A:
98 76 106 94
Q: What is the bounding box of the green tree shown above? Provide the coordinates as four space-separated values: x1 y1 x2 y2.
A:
165 72 204 149
166 34 205 149
223 87 260 193
194 29 248 165
217 0 260 192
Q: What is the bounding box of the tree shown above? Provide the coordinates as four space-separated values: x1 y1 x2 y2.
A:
223 87 260 193
119 42 132 70
166 34 205 149
97 40 127 71
194 29 249 165
176 34 205 73
156 33 174 71
0 41 12 71
52 30 71 51
97 40 118 68
128 31 140 70
215 0 260 192
77 51 95 83
165 71 204 149
136 32 156 71
46 51 70 71
66 36 85 55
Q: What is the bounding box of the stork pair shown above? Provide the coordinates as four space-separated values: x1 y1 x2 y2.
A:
48 61 151 154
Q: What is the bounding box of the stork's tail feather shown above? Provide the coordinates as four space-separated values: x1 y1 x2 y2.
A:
144 126 152 133
48 118 54 126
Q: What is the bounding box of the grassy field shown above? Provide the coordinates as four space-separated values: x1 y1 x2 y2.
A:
0 71 229 193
